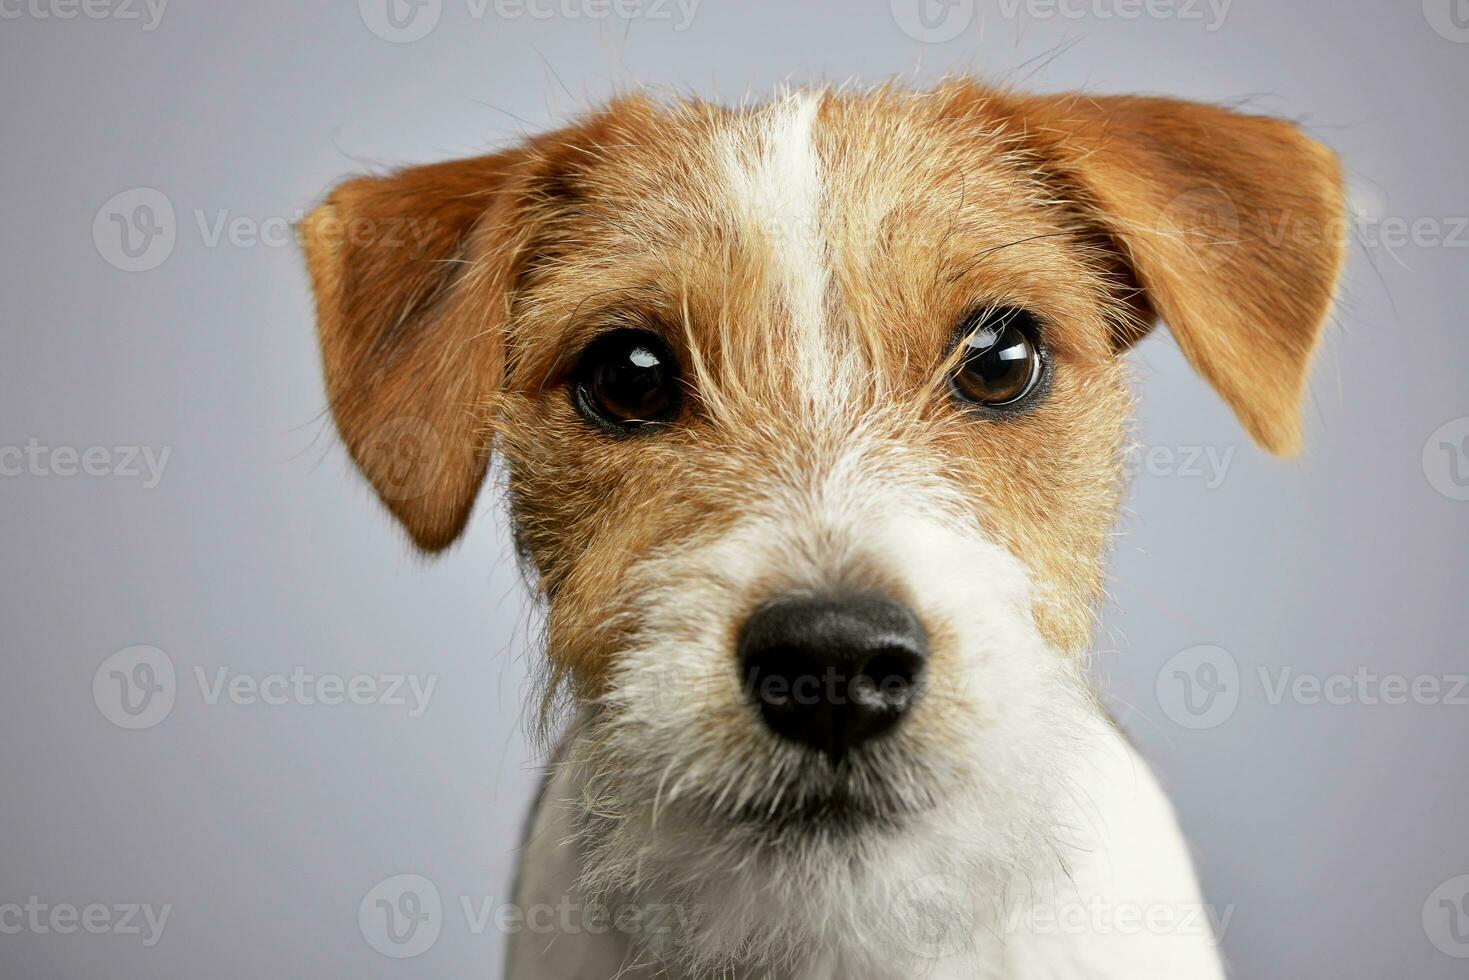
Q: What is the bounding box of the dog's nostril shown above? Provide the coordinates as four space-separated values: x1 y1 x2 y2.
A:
736 593 929 763
855 649 923 710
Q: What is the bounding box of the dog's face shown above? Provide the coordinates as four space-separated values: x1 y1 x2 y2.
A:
304 82 1343 969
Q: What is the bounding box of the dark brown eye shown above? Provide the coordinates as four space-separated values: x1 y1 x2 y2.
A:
948 308 1046 409
571 329 681 431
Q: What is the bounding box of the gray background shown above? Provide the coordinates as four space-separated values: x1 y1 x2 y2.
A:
2 1 1466 977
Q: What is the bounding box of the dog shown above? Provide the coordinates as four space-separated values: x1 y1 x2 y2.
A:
301 80 1344 979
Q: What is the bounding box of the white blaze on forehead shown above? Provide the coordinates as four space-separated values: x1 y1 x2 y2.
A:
720 91 834 388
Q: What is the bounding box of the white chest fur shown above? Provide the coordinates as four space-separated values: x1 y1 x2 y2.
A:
506 718 1226 980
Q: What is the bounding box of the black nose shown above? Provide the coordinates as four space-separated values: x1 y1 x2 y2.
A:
737 593 929 763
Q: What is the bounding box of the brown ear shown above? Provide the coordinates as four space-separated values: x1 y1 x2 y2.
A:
301 150 535 551
996 93 1347 454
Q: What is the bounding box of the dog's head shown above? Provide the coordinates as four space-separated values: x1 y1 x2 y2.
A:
303 82 1343 969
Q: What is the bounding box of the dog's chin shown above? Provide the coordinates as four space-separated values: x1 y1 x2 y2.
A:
569 730 1051 977
571 712 953 874
722 748 939 842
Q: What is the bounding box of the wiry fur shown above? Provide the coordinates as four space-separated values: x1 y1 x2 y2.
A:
300 79 1345 979
568 502 1097 976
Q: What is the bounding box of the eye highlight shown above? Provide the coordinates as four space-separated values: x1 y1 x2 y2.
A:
947 307 1047 410
570 328 682 432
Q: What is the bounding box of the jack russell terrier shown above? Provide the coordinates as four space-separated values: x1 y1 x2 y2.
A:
302 80 1344 979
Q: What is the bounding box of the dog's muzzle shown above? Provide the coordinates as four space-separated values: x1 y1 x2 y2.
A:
737 592 928 764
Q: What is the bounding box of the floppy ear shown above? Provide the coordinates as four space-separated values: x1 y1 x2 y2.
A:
996 92 1347 454
301 150 536 552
